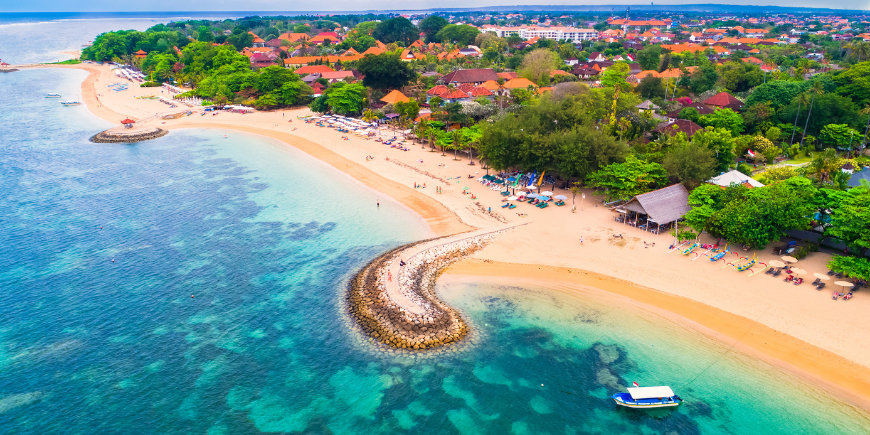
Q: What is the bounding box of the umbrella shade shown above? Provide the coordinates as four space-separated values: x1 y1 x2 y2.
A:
768 260 786 268
540 191 554 196
790 268 807 275
781 256 798 263
554 195 568 200
813 273 831 280
835 281 855 288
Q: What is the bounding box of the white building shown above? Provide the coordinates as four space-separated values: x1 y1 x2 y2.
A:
480 25 599 43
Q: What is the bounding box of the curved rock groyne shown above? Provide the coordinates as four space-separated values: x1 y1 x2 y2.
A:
347 225 519 350
90 126 168 143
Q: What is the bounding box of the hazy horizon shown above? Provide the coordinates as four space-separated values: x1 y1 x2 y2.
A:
2 1 869 13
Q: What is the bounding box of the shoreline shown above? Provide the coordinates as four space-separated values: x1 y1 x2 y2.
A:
25 63 870 411
444 259 870 411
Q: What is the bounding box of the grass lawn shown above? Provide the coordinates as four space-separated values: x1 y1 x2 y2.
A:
778 155 812 165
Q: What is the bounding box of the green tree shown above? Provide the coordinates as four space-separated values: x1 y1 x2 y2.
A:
663 139 717 189
826 185 870 254
699 108 745 136
688 177 817 248
518 48 561 86
372 17 418 45
356 53 416 91
689 64 718 94
691 127 736 173
226 31 254 51
197 26 215 42
745 80 809 110
827 256 870 280
819 124 861 148
678 107 700 123
418 15 448 43
637 76 666 99
636 44 662 71
832 60 870 108
435 24 480 46
587 155 667 200
756 166 799 185
599 62 631 90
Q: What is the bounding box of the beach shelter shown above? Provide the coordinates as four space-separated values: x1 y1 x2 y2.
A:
380 90 410 104
617 184 691 231
121 118 135 128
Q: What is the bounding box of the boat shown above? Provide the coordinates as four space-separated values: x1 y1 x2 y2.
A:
45 93 61 98
59 101 81 106
612 386 682 409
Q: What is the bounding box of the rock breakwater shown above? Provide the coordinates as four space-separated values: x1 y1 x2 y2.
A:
90 126 167 143
347 227 514 350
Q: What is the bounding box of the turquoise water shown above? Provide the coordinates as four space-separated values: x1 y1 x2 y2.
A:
3 35 870 435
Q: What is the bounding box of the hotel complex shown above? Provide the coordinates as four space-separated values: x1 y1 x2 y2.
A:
479 25 599 42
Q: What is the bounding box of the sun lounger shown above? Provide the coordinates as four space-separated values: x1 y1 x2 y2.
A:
501 203 510 208
772 269 782 277
766 268 775 275
812 278 821 286
508 204 516 209
501 191 510 196
843 292 853 300
832 292 841 300
555 200 565 206
816 283 826 290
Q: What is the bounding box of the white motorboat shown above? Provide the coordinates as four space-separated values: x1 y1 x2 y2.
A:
612 386 682 409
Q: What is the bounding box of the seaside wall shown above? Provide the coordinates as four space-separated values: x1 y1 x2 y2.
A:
90 127 167 143
347 229 510 350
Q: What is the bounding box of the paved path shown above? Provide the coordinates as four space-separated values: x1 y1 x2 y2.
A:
382 223 526 316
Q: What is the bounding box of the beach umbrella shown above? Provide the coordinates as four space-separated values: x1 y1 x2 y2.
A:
554 195 568 200
835 281 854 289
516 192 527 197
790 268 807 275
768 260 786 268
527 185 538 190
526 193 539 199
813 273 830 280
781 256 798 263
508 196 519 201
540 191 554 196
539 196 550 201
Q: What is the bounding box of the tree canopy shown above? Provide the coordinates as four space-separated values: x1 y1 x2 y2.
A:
356 54 416 91
372 17 418 45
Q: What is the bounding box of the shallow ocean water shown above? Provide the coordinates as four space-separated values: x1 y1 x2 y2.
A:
2 24 870 435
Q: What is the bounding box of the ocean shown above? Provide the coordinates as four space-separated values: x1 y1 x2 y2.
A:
1 16 870 435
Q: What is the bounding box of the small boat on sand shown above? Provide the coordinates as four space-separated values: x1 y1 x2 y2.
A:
45 93 61 98
60 101 81 106
612 386 682 409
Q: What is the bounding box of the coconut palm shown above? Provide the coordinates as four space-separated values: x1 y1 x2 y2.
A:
450 129 463 161
799 81 825 147
860 105 870 147
415 119 429 148
362 109 376 123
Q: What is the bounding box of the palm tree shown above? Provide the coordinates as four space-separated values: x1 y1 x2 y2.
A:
860 105 870 148
362 109 376 123
450 129 463 161
799 81 825 147
415 119 429 148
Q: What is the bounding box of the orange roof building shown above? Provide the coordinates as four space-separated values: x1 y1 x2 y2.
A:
503 78 538 89
380 90 411 104
134 49 147 58
295 65 335 75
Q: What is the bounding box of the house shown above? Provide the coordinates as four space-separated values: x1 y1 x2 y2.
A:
381 90 411 105
309 32 339 45
635 100 660 113
496 72 517 80
564 57 579 66
702 92 744 111
616 184 692 226
251 33 266 47
573 67 599 79
708 170 765 188
654 119 704 138
320 71 356 82
588 52 606 62
295 65 335 75
441 69 500 86
279 33 310 43
134 49 147 59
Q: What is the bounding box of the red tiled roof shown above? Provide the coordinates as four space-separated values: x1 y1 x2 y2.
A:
458 83 475 93
702 92 744 108
442 68 499 84
655 119 704 137
469 87 493 97
295 65 335 74
442 89 471 99
427 85 449 95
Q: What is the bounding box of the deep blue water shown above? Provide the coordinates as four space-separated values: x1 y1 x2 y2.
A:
2 19 870 435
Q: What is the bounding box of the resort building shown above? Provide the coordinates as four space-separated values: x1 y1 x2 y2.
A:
479 25 599 43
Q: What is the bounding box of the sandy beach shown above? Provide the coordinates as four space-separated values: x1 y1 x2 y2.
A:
22 63 870 409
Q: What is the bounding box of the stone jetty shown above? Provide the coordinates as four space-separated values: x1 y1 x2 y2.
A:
90 125 168 143
347 224 522 350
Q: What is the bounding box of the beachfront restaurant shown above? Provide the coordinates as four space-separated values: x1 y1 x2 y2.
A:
614 184 691 234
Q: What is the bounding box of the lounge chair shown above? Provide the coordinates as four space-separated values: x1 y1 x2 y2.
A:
555 200 565 206
508 204 516 209
501 203 510 208
772 269 782 277
816 283 826 290
539 202 548 209
766 268 775 275
501 191 510 196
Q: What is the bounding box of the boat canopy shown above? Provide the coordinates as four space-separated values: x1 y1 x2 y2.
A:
627 386 675 399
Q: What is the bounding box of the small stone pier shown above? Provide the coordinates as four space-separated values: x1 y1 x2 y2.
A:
90 125 168 143
347 224 522 350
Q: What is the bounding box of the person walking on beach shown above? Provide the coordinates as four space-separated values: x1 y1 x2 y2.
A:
377 200 379 207
580 236 584 245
